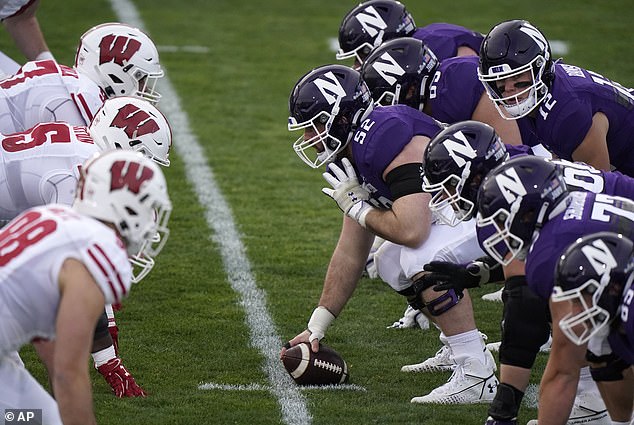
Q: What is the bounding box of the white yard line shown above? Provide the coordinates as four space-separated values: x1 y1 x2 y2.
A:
107 1 312 424
198 382 367 392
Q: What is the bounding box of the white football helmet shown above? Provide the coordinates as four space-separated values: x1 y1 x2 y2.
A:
89 96 171 166
75 22 163 104
73 150 172 282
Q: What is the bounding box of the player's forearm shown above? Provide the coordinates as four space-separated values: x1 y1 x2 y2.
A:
54 370 97 425
537 369 578 424
319 251 365 316
3 17 50 61
364 203 431 248
318 219 372 315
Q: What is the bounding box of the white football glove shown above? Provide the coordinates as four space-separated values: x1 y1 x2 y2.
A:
322 158 373 227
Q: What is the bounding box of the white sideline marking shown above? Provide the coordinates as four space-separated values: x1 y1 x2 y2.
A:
198 382 367 392
108 1 312 424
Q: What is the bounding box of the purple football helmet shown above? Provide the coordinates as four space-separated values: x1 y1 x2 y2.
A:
478 20 554 119
476 155 568 265
288 64 372 168
361 37 439 110
337 0 416 69
422 120 508 226
553 232 634 345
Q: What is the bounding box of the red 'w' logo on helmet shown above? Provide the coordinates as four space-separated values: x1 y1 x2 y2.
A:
110 103 159 138
99 34 142 65
110 160 154 194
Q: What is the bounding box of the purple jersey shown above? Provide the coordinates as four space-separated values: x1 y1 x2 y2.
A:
554 160 634 200
506 144 536 157
476 157 634 256
351 105 441 207
412 23 484 61
608 324 634 364
518 62 634 176
526 192 634 299
427 56 484 124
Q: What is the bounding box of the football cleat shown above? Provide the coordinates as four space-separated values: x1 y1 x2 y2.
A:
401 344 454 373
525 382 610 425
387 305 430 330
410 356 498 404
566 390 610 425
97 358 147 398
482 287 504 302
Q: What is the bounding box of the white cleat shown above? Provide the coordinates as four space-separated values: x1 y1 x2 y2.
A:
387 305 430 330
481 287 504 302
401 344 455 373
525 379 609 425
410 356 498 404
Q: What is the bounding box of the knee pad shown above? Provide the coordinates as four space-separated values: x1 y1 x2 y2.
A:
499 276 551 369
94 310 110 339
586 352 629 381
407 275 463 317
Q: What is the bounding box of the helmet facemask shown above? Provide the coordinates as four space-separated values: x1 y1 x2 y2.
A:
423 164 475 227
479 54 551 120
552 277 611 346
289 96 346 169
476 201 525 265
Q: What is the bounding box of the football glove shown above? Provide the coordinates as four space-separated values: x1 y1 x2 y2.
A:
322 158 372 227
97 358 147 398
421 258 500 296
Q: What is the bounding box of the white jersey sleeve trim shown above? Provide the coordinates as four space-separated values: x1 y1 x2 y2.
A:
84 242 128 305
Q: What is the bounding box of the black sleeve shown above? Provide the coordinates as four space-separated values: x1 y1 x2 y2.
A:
385 163 423 200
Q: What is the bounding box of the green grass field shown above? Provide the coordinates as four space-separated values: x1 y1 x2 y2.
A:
3 0 634 423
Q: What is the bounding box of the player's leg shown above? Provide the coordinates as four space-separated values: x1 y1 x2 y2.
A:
486 276 549 423
0 353 62 424
403 221 498 404
374 240 430 331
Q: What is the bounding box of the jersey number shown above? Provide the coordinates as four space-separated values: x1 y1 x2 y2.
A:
590 193 634 223
2 123 73 152
0 211 57 266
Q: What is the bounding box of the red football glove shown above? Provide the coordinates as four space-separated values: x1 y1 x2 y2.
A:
97 358 147 398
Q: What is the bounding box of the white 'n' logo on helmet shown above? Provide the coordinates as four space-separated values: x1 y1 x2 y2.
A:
495 167 527 204
519 23 548 55
442 131 477 167
313 71 347 105
355 6 387 37
371 52 405 85
582 239 618 276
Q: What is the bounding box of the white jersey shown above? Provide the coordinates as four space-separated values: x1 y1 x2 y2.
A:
0 121 99 221
0 204 132 357
0 59 105 134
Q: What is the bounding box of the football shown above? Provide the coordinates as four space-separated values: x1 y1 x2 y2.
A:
281 342 349 385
